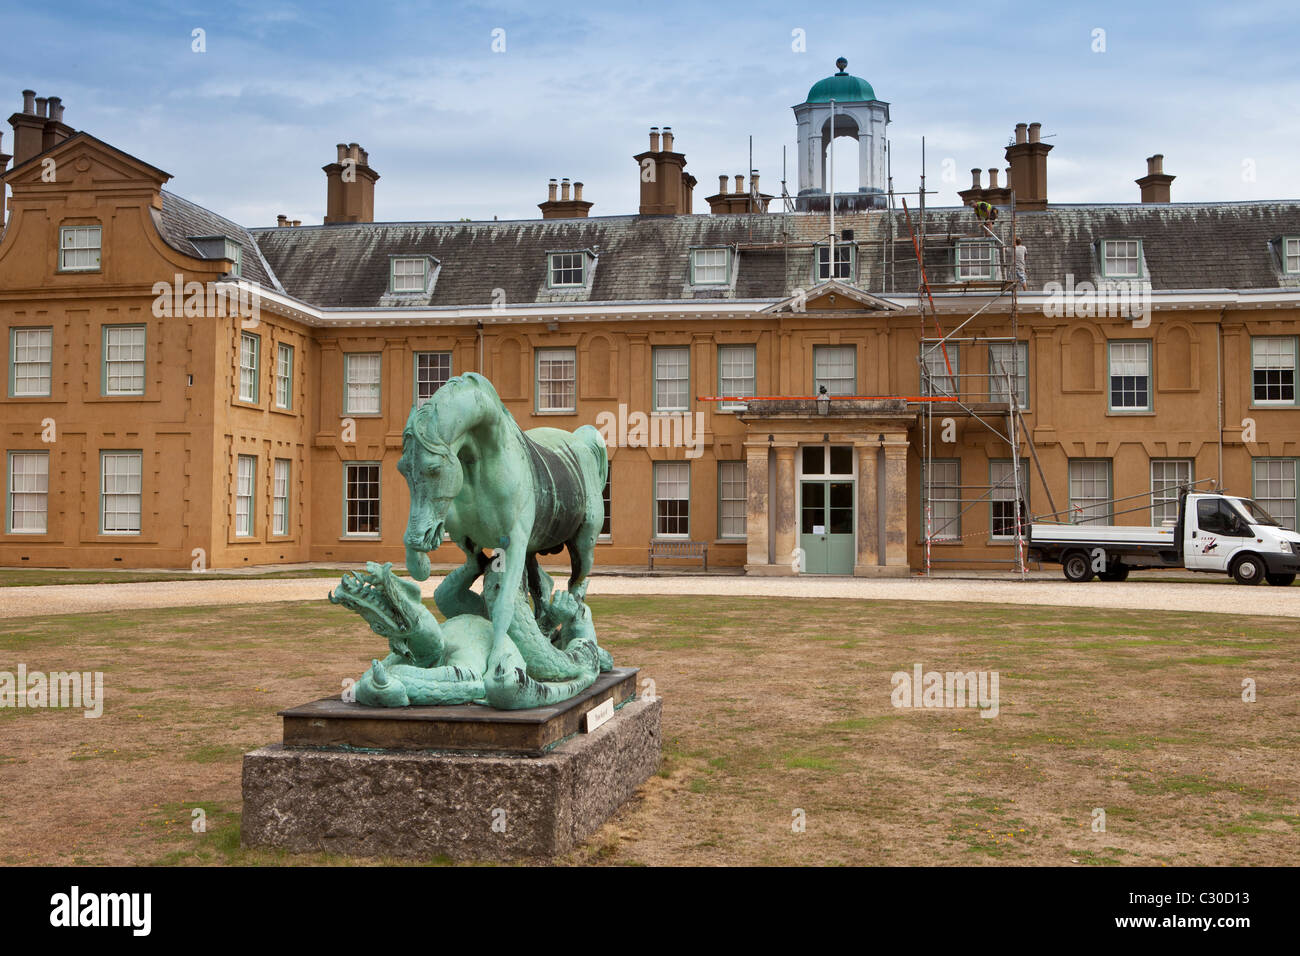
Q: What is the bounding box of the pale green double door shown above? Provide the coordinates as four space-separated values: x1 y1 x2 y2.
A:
799 479 855 574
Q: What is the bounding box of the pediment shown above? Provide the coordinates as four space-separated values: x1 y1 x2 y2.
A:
762 280 903 313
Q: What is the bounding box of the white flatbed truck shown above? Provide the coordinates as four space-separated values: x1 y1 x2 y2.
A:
1028 491 1300 585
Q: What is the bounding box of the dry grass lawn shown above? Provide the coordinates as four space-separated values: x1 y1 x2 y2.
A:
0 595 1296 865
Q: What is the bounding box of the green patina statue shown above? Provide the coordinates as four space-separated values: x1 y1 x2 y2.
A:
329 373 613 710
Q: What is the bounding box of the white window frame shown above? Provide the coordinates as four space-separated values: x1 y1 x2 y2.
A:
548 252 586 288
1069 459 1112 526
691 248 730 285
273 458 290 536
10 327 53 397
59 225 102 272
1283 236 1300 275
653 346 690 412
235 454 256 537
956 240 996 280
988 341 1029 408
816 243 853 281
224 238 243 278
344 462 382 537
414 352 452 407
718 461 747 539
1108 340 1152 412
718 344 756 411
100 450 142 535
7 451 49 534
535 347 577 413
239 332 260 403
653 461 690 538
924 459 961 541
1252 458 1298 531
989 459 1028 540
814 344 856 396
920 343 959 398
275 343 293 409
1251 336 1297 406
390 257 429 293
1102 239 1141 278
344 353 382 415
1150 459 1193 526
103 325 146 396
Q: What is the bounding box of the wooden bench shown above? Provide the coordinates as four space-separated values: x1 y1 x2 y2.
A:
648 540 708 571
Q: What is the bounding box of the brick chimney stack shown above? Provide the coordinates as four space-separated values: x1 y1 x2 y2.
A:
705 170 773 214
8 90 49 169
323 142 380 224
1136 154 1175 203
1004 121 1052 210
634 125 696 215
539 176 593 219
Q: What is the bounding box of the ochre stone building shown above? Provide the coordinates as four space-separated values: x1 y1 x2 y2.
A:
2 66 1298 573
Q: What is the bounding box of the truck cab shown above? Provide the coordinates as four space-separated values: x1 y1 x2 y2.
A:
1181 494 1300 585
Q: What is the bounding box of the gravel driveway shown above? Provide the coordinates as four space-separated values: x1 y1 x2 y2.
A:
0 573 1295 619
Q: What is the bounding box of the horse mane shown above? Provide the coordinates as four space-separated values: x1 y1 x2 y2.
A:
404 372 509 458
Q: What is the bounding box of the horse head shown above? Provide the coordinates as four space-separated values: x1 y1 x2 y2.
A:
398 403 465 581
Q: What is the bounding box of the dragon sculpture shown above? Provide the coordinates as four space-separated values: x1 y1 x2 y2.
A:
329 373 613 710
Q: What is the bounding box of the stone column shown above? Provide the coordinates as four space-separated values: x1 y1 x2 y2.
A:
854 441 879 573
857 132 872 195
744 445 770 571
883 441 910 573
772 446 797 573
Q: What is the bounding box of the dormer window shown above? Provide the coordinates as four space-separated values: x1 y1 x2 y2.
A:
816 243 853 281
956 240 996 280
59 225 101 272
224 239 242 277
691 247 730 285
390 257 431 293
188 235 243 277
1101 239 1142 278
548 251 586 287
1283 236 1300 275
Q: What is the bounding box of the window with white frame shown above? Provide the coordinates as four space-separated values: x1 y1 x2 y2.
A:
239 332 260 403
101 451 142 534
415 352 452 406
718 344 755 410
692 248 729 284
718 461 746 538
275 343 293 409
814 344 855 396
1069 459 1112 525
391 257 429 293
1252 458 1297 531
59 225 102 271
654 461 689 537
920 343 959 398
10 328 52 397
653 347 689 411
103 325 145 395
957 241 996 280
1109 340 1151 411
344 353 382 414
990 459 1028 539
816 243 853 281
345 463 381 536
1283 237 1300 275
273 458 290 536
988 341 1028 407
600 474 611 538
235 455 256 537
536 348 577 412
1252 336 1296 405
224 239 243 278
1151 459 1193 525
7 451 48 533
549 252 585 287
1102 239 1141 277
924 459 960 541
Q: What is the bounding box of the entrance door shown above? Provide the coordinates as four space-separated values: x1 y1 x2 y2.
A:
799 479 855 574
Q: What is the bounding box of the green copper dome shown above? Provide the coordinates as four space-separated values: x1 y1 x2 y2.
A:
805 57 876 103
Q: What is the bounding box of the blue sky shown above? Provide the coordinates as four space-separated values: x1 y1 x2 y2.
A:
4 0 1297 225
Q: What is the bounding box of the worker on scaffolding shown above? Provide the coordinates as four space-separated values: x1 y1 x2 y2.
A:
972 201 1003 245
1013 236 1028 290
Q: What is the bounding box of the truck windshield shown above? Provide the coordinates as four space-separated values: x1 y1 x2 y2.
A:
1233 499 1281 527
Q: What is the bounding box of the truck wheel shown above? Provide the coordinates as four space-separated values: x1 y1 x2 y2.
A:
1098 564 1130 582
1062 551 1095 583
1265 572 1296 587
1231 554 1265 586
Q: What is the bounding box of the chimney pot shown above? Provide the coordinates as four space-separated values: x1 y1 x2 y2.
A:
718 174 727 193
751 170 760 192
1148 153 1163 174
291 220 301 227
734 174 744 193
277 214 288 227
34 97 47 118
649 127 660 151
971 168 983 188
21 90 35 114
561 178 571 201
1028 122 1041 143
1014 122 1027 145
662 127 674 151
574 181 584 200
46 96 63 122
987 168 999 188
347 143 360 163
547 178 558 201
336 143 348 163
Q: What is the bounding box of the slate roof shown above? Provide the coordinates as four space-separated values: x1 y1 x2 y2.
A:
244 202 1300 309
158 191 277 289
